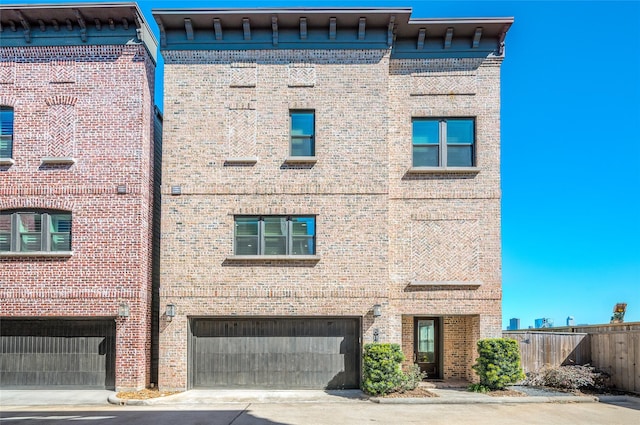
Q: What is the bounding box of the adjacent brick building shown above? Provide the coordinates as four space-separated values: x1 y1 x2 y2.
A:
0 3 159 391
155 7 513 390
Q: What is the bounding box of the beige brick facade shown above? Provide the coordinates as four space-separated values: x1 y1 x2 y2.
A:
157 9 511 390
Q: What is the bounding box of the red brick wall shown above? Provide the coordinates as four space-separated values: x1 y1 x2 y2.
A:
0 45 156 391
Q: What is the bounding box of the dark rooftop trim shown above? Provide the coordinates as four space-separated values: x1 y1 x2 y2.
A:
0 2 158 62
151 7 513 58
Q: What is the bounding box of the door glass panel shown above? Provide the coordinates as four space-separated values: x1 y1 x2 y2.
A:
417 320 435 363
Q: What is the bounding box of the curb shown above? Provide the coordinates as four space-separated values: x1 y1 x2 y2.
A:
107 394 150 406
370 395 599 404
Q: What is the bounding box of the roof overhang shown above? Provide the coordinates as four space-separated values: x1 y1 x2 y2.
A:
152 8 412 51
152 8 513 58
0 3 158 63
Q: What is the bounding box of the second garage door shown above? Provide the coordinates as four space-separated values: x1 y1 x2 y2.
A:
190 318 360 389
0 319 115 389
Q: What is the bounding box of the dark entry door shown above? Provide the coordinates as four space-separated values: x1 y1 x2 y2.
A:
190 318 360 389
414 317 440 379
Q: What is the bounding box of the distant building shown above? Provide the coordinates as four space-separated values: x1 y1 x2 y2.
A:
566 316 576 326
535 318 554 328
509 318 520 330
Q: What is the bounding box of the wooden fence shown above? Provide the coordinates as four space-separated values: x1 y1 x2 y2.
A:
590 331 639 393
503 331 591 373
504 324 640 394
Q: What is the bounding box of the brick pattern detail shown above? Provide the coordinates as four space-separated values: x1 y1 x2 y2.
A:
288 63 316 87
0 43 156 392
49 60 76 83
227 109 256 158
47 104 75 157
230 63 257 87
411 219 479 283
0 61 15 84
411 73 477 96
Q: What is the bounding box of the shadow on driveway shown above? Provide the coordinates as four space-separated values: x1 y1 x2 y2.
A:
0 410 289 425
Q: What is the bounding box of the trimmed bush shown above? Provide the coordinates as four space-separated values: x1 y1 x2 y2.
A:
472 338 526 390
362 343 405 395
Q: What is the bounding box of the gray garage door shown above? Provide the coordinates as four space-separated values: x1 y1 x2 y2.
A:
190 318 360 389
0 319 115 389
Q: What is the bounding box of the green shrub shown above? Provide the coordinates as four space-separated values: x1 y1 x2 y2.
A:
362 343 406 395
468 383 490 393
472 338 526 390
398 364 427 393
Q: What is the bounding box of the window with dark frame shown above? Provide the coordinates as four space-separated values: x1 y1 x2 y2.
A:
290 110 315 156
0 106 14 159
234 215 315 256
0 211 72 253
412 118 475 167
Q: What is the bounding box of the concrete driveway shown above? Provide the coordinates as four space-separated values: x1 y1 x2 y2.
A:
0 389 112 406
1 402 639 424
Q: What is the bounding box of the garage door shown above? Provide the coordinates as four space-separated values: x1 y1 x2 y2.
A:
190 318 360 389
0 319 115 389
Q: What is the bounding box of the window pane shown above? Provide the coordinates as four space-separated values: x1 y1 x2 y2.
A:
291 137 314 156
0 135 11 158
291 217 314 236
264 236 286 255
292 236 314 255
50 213 71 233
447 145 473 167
236 236 259 255
413 145 439 167
18 213 42 252
447 120 474 144
18 213 41 233
0 107 13 136
235 217 259 236
51 234 71 251
20 234 42 252
0 214 10 251
291 112 314 136
412 120 439 145
264 217 287 236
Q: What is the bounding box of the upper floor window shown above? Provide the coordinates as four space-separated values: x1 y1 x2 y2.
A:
412 118 475 167
235 215 315 256
0 106 13 158
290 111 315 157
0 211 72 253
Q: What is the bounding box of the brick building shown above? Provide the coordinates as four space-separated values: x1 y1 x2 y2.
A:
154 7 513 390
0 3 159 391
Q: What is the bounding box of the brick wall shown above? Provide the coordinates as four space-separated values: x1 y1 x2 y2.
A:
160 49 504 389
0 44 156 391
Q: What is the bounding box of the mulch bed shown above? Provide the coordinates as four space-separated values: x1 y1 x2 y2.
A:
487 388 527 397
116 388 180 400
381 387 439 398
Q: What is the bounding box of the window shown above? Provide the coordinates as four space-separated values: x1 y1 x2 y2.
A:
290 111 315 156
0 211 72 252
0 106 13 158
235 216 315 256
412 118 475 167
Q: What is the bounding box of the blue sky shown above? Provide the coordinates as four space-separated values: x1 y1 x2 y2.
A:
21 1 640 328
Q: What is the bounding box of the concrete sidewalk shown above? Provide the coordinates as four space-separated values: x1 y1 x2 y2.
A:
108 387 599 406
0 387 610 408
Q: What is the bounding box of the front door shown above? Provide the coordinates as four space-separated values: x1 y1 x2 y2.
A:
414 317 440 379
